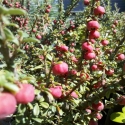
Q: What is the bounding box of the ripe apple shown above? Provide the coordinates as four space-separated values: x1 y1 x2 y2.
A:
82 42 94 52
87 21 100 31
92 101 104 111
50 86 62 98
91 64 98 71
89 30 100 39
89 119 98 125
36 34 42 40
116 53 125 61
60 45 68 52
105 69 114 76
84 52 96 60
0 93 17 119
70 91 78 98
84 0 90 6
94 112 103 120
45 8 50 13
101 40 109 46
94 6 105 16
52 62 68 75
15 84 35 104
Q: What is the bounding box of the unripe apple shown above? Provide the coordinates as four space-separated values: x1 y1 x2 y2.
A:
89 119 98 125
92 101 104 111
84 52 96 60
116 53 125 61
50 86 62 98
101 40 109 46
89 30 100 39
52 62 68 75
94 6 105 16
82 42 94 52
15 84 35 104
0 93 17 119
105 69 114 76
84 0 90 6
87 21 100 31
91 64 98 71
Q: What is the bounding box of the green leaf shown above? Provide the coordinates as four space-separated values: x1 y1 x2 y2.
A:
40 102 49 109
122 107 125 113
33 103 40 116
0 6 8 14
4 27 14 40
3 82 20 93
6 8 27 15
46 54 53 61
23 37 40 43
32 118 43 123
110 112 125 123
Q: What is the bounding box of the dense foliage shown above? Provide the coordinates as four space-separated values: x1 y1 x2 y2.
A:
0 0 125 125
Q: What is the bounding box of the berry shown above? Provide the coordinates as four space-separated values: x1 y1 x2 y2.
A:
92 101 104 111
52 62 68 75
0 93 17 119
15 84 35 104
50 86 62 98
87 21 100 31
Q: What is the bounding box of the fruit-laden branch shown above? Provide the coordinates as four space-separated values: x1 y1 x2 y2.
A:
110 35 125 60
77 78 125 110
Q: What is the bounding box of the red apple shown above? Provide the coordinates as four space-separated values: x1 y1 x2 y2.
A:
89 30 100 39
94 6 105 16
15 84 35 104
82 42 94 52
105 69 114 76
87 21 100 31
50 86 62 98
52 62 68 75
36 34 42 40
92 101 104 111
89 119 98 125
91 64 98 71
0 93 17 119
84 52 96 60
71 91 78 98
101 40 109 46
84 0 90 6
116 54 125 61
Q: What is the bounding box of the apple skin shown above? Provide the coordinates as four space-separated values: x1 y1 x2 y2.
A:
89 30 100 39
94 6 105 16
101 40 109 46
15 84 35 104
82 42 94 52
84 52 96 60
105 69 114 76
89 119 98 125
84 0 90 6
87 21 100 31
49 86 62 98
52 62 68 75
116 54 125 61
92 101 104 111
0 93 17 119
